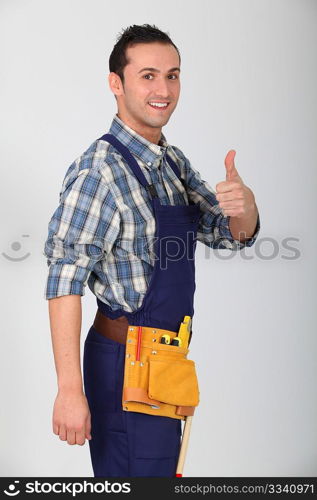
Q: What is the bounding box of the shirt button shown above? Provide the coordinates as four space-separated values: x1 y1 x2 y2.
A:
147 162 152 166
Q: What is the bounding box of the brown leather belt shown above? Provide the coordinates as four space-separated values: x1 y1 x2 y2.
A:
93 309 129 344
93 308 193 346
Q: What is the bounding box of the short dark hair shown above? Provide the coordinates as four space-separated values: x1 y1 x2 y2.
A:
109 24 181 84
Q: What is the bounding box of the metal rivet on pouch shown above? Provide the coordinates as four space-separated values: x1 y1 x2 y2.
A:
140 362 144 367
129 327 134 331
152 330 157 333
151 350 157 354
152 338 156 342
126 353 130 358
127 339 132 343
131 361 135 365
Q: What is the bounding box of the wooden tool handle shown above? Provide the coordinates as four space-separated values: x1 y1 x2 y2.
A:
175 416 193 477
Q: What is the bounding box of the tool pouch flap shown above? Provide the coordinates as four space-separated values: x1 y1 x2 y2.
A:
148 357 200 407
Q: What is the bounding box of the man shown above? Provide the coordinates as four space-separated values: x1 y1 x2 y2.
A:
43 24 260 477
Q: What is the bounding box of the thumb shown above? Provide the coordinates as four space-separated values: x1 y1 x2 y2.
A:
224 150 240 181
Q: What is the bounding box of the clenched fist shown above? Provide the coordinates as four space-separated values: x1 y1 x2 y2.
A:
53 389 92 446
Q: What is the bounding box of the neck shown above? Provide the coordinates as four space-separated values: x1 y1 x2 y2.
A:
117 112 161 145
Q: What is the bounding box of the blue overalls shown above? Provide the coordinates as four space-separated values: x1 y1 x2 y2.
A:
83 134 200 477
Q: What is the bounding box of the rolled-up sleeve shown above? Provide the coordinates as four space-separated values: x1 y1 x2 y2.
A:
180 154 260 250
43 164 120 299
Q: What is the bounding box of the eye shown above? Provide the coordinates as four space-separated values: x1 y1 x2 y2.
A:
143 74 154 80
168 74 179 80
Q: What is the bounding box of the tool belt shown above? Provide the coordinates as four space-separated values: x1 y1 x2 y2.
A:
93 310 200 420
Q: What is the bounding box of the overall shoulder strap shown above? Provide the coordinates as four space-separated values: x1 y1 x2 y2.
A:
99 133 159 199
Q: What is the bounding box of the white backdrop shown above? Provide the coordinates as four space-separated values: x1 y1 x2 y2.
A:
1 0 316 476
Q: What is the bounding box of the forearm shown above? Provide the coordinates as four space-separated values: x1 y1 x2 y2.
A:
229 202 259 242
48 294 83 393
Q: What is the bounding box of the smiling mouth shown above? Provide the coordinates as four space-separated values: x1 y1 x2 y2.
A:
148 101 170 110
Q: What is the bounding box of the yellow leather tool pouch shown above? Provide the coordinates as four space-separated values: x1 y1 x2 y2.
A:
122 325 200 420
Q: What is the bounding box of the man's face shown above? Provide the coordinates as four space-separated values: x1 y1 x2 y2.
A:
114 42 181 135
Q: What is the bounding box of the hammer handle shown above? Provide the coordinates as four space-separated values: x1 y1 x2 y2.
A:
175 416 193 476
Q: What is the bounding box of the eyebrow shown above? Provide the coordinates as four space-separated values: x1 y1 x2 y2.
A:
138 67 181 74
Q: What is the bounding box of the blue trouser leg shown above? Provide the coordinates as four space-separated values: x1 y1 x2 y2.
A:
83 326 182 477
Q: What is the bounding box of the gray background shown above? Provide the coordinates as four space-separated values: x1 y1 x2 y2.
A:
1 0 316 476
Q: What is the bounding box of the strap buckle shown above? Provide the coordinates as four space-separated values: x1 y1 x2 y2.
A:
146 184 158 198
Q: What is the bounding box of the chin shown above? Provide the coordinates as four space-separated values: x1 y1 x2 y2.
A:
146 116 171 128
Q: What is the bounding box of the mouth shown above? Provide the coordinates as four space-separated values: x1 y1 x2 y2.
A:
148 101 170 111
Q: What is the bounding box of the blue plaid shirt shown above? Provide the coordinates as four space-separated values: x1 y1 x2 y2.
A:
43 114 260 310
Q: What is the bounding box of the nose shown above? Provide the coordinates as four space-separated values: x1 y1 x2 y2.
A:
154 76 170 99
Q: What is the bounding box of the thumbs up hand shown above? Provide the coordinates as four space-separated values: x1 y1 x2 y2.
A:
215 150 256 218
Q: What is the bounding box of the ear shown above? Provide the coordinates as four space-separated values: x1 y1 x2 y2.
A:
108 72 124 97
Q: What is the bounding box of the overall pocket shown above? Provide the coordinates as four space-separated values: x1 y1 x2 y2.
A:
83 327 119 413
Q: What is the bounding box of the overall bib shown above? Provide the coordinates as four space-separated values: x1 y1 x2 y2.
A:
83 134 200 477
